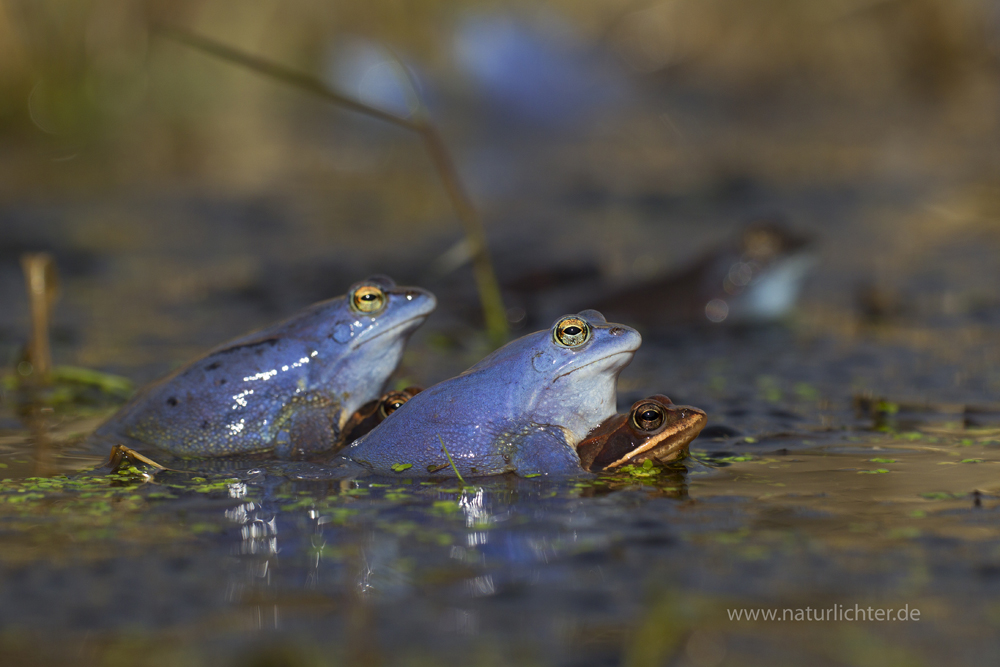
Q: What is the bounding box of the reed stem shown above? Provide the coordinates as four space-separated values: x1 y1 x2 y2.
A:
20 252 58 383
153 25 509 347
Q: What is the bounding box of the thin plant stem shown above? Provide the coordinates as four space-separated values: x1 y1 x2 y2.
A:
418 126 508 345
437 434 466 486
152 25 510 347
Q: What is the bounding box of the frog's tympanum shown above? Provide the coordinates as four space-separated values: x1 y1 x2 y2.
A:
341 386 422 445
94 276 436 458
341 311 641 477
576 395 706 472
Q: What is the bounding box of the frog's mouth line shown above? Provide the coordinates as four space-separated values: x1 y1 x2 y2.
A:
554 350 637 381
353 312 431 347
606 412 706 469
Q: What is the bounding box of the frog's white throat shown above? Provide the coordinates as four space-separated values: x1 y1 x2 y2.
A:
328 327 418 430
535 352 633 444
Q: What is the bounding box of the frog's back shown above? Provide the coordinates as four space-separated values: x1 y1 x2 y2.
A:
345 375 500 470
94 278 438 458
344 367 580 477
96 302 342 456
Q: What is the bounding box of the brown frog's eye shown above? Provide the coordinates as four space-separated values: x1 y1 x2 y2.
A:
351 285 386 314
553 316 590 347
378 392 411 419
632 403 665 431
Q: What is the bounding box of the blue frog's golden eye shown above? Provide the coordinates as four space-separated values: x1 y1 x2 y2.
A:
553 316 590 347
632 403 665 431
352 285 386 314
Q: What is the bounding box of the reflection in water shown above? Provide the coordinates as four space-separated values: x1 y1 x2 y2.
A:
306 513 325 590
27 409 54 478
225 491 280 631
357 529 414 598
1 426 1000 663
466 574 496 597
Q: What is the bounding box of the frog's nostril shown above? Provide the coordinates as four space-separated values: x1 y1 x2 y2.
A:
609 327 625 336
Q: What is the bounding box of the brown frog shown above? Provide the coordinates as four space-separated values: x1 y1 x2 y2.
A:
341 386 423 445
576 395 707 472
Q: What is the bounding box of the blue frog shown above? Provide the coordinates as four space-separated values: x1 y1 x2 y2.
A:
94 276 436 458
339 310 641 477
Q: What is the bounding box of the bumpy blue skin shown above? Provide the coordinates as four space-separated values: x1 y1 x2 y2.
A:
93 276 436 457
340 310 641 477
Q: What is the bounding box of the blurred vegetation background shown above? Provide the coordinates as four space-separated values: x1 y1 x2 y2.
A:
0 0 992 207
2 0 1000 384
3 0 998 191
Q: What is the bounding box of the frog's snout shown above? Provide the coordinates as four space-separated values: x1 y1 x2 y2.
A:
393 287 437 316
607 324 642 353
403 288 433 303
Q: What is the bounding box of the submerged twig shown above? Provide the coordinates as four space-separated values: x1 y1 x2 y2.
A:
106 444 167 473
20 253 59 383
437 434 466 486
106 444 189 476
152 25 510 348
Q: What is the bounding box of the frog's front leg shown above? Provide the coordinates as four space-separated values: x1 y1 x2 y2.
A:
271 393 343 459
508 424 586 476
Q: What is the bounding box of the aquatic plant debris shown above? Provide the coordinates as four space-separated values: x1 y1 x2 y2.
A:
104 444 177 476
613 459 662 480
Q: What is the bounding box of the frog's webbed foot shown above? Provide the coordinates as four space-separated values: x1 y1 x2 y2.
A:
273 401 341 460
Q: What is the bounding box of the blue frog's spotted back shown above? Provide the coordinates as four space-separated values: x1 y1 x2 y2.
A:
94 276 436 457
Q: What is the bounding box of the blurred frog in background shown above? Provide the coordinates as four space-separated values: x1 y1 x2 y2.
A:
588 220 816 329
497 219 815 333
